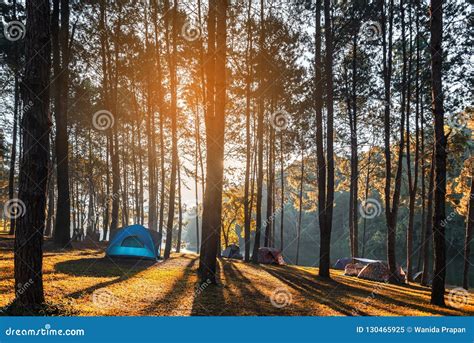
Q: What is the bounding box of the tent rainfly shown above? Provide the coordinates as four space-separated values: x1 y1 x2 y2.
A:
334 257 381 270
257 247 285 265
357 262 405 283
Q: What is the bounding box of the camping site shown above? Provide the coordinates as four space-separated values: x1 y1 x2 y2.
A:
0 0 473 319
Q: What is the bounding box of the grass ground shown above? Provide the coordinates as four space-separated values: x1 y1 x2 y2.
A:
0 235 473 316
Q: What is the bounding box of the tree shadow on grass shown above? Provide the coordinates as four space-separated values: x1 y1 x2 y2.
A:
55 256 157 299
190 259 315 316
43 250 98 258
190 259 228 316
142 257 198 315
366 289 469 315
262 265 465 316
336 273 469 315
225 260 314 315
55 256 156 278
261 265 366 316
0 273 69 289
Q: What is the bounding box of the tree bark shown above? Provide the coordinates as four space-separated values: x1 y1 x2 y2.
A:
45 164 55 238
99 0 121 235
280 132 285 252
131 116 140 224
314 0 327 276
52 0 72 248
405 1 417 282
198 0 227 283
144 7 157 232
109 92 120 235
164 0 179 259
296 148 304 265
14 0 51 307
199 0 216 264
197 0 206 202
102 136 110 240
382 0 403 284
152 0 166 245
243 0 252 262
416 0 425 274
251 0 265 263
421 151 435 286
8 76 19 235
158 103 166 241
463 176 473 289
318 0 335 278
349 33 359 258
430 0 447 306
194 109 201 254
361 146 373 257
121 131 130 226
265 115 274 247
176 156 183 253
87 129 95 237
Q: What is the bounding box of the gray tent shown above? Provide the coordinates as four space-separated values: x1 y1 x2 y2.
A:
222 244 243 259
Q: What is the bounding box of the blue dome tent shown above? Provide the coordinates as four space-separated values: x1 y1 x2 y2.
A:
106 225 161 260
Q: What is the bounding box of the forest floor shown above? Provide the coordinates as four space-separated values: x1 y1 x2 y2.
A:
0 235 473 316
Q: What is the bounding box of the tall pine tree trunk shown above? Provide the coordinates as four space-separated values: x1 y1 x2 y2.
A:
421 151 435 286
102 136 110 240
197 0 206 201
314 0 327 274
131 117 140 223
144 9 157 232
251 0 265 263
280 132 285 252
349 34 359 257
14 0 51 307
265 120 274 247
415 0 424 274
158 104 166 240
176 156 183 253
243 0 252 262
87 129 96 238
52 0 72 248
110 3 122 234
8 76 19 235
194 113 201 254
319 0 335 278
382 0 402 284
296 148 304 265
121 131 130 226
45 156 55 238
463 176 473 289
110 125 120 233
430 0 447 305
361 147 373 257
405 3 417 282
7 0 20 236
198 0 227 283
164 0 179 259
151 0 166 240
